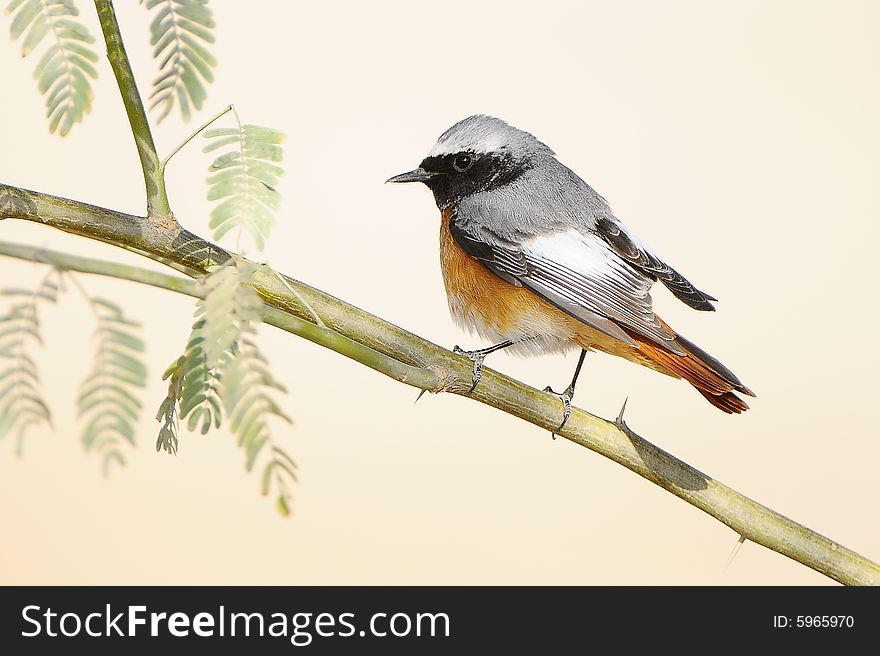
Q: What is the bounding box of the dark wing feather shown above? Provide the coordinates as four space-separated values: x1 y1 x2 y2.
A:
595 216 717 311
450 218 685 354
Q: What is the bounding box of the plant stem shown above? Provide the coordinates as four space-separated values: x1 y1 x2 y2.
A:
0 240 438 391
94 0 172 220
0 187 878 586
161 104 234 171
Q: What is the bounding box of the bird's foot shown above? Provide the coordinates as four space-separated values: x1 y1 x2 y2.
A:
543 384 575 439
453 345 491 393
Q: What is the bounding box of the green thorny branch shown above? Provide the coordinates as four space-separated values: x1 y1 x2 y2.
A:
0 229 878 585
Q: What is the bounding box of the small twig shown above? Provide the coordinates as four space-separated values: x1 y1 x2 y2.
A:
262 264 325 328
231 105 243 130
161 104 234 172
230 105 248 252
62 271 100 320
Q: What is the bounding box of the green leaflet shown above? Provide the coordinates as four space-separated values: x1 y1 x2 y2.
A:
0 274 59 455
143 0 216 122
203 123 286 251
156 258 297 515
156 355 189 454
5 0 98 136
78 296 147 476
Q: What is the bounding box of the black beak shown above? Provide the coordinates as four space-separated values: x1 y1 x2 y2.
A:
386 167 436 184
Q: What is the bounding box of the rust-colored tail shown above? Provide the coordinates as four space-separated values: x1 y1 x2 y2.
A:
628 323 755 414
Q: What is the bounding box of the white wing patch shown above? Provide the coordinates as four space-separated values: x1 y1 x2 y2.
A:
519 229 679 349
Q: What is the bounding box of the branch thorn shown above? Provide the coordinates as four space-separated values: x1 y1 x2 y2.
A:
724 534 748 572
614 397 629 430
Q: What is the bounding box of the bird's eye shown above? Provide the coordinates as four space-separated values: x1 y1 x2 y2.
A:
453 154 473 172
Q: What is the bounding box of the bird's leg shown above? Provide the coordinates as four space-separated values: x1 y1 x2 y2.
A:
544 349 588 438
453 340 514 393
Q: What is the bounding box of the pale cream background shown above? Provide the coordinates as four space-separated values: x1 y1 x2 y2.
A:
1 1 877 585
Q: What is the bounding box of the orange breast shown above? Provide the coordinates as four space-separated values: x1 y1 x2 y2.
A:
438 207 584 348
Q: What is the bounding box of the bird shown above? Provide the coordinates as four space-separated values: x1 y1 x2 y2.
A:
387 114 754 428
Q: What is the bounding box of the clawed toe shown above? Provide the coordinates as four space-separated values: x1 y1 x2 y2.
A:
454 345 486 393
543 385 574 439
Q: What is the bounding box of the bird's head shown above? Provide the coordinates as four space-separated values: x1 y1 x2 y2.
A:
387 114 554 209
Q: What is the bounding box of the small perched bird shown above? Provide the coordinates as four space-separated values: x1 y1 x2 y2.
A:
388 115 754 426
